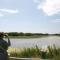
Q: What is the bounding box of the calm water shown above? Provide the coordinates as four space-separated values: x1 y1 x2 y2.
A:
10 36 60 48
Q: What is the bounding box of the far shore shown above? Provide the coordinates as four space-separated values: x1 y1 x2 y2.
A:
8 35 49 39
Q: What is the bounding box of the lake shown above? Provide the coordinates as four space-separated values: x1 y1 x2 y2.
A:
10 36 60 48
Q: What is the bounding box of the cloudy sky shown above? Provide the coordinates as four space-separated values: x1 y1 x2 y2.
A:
0 0 60 33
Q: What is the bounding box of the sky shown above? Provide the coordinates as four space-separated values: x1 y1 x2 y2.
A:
0 0 60 33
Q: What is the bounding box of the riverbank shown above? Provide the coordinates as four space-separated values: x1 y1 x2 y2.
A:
8 35 49 39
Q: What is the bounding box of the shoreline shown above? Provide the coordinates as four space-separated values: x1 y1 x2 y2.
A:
8 35 49 39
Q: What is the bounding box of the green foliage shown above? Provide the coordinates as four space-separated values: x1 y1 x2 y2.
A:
24 33 33 36
10 46 41 58
3 32 49 36
9 46 60 59
8 32 19 36
52 55 60 60
19 32 24 36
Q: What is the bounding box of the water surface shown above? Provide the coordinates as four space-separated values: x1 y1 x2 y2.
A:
10 36 60 48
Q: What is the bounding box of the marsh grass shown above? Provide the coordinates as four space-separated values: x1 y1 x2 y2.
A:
8 46 60 59
9 46 41 58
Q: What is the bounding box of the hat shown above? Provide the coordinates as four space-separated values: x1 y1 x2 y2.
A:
0 32 4 38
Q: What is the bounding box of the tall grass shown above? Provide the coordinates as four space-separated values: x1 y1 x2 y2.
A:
9 45 60 59
9 46 41 58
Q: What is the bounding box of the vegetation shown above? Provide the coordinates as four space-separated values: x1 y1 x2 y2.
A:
8 45 60 59
6 32 60 38
53 33 60 36
1 32 60 37
6 32 49 36
0 32 49 38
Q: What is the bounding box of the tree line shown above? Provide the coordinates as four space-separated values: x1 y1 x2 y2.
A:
3 32 49 36
1 32 60 36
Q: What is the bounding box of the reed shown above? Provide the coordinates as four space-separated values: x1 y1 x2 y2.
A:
8 46 60 59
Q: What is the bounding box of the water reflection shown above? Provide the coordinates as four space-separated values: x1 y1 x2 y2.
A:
10 36 60 48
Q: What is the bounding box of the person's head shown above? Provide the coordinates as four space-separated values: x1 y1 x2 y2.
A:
0 32 4 39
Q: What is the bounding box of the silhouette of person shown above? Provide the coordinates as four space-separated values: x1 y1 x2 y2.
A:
0 32 11 60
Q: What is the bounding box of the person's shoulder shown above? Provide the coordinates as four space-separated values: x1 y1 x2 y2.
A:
0 38 4 41
0 39 7 43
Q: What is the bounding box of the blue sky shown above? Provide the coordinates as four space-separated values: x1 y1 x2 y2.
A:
0 0 60 33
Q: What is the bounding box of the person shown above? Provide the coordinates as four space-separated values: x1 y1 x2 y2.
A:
0 32 11 60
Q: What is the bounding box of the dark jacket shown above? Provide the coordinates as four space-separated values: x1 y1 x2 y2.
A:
0 38 10 60
0 38 10 50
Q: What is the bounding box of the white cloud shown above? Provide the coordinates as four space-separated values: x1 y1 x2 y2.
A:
0 9 19 13
33 0 40 3
50 19 60 23
34 0 60 16
0 8 19 16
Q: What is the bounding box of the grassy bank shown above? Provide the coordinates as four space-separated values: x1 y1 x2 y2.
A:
8 46 60 59
8 35 49 39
